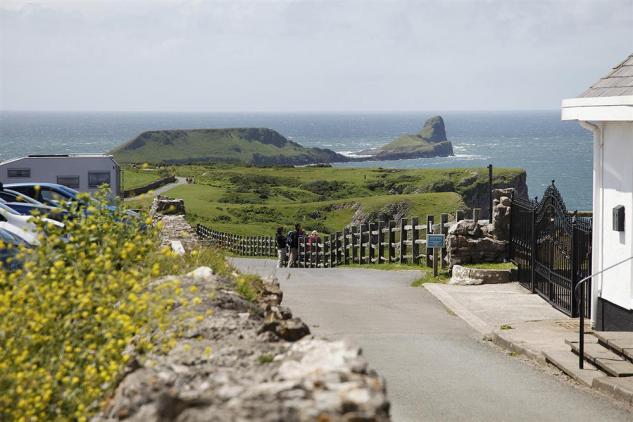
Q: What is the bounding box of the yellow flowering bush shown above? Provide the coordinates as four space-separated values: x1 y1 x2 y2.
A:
0 190 193 421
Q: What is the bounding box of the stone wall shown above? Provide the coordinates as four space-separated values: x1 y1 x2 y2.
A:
96 209 390 421
123 176 176 198
446 188 513 267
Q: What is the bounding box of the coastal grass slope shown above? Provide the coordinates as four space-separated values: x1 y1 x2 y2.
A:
126 165 526 236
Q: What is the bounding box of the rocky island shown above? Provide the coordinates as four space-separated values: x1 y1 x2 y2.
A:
112 116 454 166
357 115 454 160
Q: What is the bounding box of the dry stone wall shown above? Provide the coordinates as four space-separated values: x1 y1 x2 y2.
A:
446 189 513 267
95 206 390 421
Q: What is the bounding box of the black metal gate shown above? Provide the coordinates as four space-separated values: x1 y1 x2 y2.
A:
510 182 592 317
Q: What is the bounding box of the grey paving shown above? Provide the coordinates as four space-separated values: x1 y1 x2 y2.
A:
151 176 187 196
231 258 633 422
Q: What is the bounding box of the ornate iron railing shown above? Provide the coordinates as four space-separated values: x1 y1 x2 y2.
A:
510 181 592 317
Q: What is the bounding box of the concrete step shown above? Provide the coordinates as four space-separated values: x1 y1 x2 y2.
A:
593 331 633 362
543 350 604 387
566 338 633 377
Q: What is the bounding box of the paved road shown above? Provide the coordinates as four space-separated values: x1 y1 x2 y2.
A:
124 176 187 201
231 258 632 422
151 176 187 196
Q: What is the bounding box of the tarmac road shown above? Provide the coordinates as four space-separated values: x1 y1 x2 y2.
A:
231 258 632 422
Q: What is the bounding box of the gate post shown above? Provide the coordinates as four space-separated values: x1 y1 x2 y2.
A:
571 214 579 317
426 215 434 267
508 191 514 262
441 213 449 269
530 206 537 293
411 217 420 265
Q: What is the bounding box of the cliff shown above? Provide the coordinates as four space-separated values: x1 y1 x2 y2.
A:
358 116 454 160
458 170 529 219
111 128 350 166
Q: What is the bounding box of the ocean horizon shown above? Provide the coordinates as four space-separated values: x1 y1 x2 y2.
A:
0 110 593 210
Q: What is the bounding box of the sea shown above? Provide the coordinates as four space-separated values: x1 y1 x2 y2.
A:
0 111 593 210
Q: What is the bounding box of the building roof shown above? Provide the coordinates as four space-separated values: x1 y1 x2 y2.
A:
579 53 633 98
0 154 115 166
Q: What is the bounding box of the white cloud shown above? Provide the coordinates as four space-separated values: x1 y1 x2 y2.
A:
1 0 631 111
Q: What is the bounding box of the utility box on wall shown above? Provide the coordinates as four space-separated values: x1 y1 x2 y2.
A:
613 205 625 232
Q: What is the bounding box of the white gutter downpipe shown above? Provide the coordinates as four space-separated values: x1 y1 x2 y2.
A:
579 120 603 327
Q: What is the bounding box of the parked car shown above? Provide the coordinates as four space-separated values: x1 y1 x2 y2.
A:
0 226 30 271
0 190 68 222
0 202 63 245
5 182 139 218
4 183 83 208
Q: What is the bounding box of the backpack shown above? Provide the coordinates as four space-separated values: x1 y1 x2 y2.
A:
286 231 297 247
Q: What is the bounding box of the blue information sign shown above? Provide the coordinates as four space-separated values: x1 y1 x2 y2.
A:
426 234 446 248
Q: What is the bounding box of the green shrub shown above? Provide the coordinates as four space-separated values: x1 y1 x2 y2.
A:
0 190 194 420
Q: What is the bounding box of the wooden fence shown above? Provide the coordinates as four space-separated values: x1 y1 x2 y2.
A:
196 208 482 268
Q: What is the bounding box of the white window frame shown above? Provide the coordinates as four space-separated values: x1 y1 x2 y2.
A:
88 172 111 188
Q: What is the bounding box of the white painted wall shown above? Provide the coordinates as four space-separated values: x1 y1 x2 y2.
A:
595 122 633 310
0 156 121 195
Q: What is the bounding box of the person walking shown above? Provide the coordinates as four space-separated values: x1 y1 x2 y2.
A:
287 223 304 268
275 226 287 268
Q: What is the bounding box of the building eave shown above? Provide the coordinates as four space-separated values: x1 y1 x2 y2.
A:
561 95 633 121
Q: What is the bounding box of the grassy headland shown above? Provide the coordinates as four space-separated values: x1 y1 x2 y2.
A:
112 128 347 166
127 165 526 236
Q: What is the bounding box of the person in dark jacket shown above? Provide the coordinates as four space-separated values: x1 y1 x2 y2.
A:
287 223 304 268
275 226 287 268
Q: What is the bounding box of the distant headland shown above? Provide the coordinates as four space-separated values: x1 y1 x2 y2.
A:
111 116 454 166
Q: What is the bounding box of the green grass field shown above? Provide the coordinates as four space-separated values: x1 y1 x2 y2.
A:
121 167 163 190
124 164 524 237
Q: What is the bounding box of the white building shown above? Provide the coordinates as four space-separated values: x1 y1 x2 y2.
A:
562 53 633 330
0 154 122 196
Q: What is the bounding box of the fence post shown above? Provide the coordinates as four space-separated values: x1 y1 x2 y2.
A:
343 228 349 265
326 235 330 267
473 208 481 222
399 218 406 264
441 213 449 269
351 226 357 264
316 237 321 268
301 236 306 268
377 221 384 265
336 231 342 266
456 209 464 222
426 215 434 267
388 221 396 263
359 224 366 264
368 223 376 264
411 217 420 265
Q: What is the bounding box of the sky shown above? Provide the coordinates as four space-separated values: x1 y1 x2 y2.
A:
0 0 631 112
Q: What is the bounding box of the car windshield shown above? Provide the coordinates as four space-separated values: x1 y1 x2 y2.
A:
0 202 21 215
56 185 79 198
5 189 42 205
